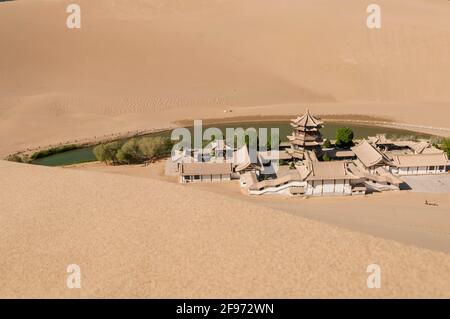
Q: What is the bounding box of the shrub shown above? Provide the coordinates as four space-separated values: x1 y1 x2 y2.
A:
6 154 24 163
138 136 173 162
116 138 142 164
335 127 354 148
323 139 332 148
93 141 122 164
322 153 331 161
440 138 450 157
93 137 173 165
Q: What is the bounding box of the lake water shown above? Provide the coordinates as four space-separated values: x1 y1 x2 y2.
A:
32 121 432 167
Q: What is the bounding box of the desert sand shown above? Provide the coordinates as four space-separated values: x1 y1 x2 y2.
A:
1 160 450 298
0 0 450 298
1 0 450 156
72 161 450 254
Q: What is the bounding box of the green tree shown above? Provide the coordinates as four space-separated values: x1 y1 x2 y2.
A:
322 153 331 161
93 141 122 164
138 136 172 162
335 127 354 148
116 138 142 164
93 144 107 163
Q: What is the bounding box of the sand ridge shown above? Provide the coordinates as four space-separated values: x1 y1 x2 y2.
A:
1 0 450 156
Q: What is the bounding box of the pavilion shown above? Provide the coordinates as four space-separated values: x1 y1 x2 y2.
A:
287 109 324 160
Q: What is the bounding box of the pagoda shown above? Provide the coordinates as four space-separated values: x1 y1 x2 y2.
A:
287 108 324 159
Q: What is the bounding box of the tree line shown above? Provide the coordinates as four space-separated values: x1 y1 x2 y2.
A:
93 136 173 165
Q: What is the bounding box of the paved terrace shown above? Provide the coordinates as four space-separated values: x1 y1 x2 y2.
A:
401 174 450 193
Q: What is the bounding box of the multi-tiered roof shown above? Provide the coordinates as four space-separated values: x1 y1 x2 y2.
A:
287 109 324 159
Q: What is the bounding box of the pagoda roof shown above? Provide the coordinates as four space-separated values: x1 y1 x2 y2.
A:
288 137 322 146
287 134 322 142
290 123 321 131
291 109 324 127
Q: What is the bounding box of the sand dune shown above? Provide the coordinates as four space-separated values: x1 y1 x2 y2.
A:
1 0 450 298
1 0 450 156
1 160 449 298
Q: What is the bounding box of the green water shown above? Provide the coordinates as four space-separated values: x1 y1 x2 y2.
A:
32 147 97 167
32 121 432 167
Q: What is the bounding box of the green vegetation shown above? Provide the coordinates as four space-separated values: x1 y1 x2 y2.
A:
335 127 354 148
439 138 450 157
322 139 332 148
30 145 79 160
117 139 142 164
322 153 331 161
93 136 173 165
431 137 450 157
138 136 173 161
93 141 123 165
5 154 26 163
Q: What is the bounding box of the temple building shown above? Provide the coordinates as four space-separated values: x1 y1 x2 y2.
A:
390 153 448 175
169 107 448 195
244 161 364 196
351 139 392 173
179 162 233 183
287 109 324 160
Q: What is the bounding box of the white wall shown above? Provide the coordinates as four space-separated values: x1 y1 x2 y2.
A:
314 180 323 195
334 179 345 194
396 166 447 175
182 174 231 183
322 180 335 193
417 166 427 174
305 179 350 196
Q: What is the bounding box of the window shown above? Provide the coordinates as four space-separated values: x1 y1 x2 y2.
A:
194 175 200 180
429 166 435 170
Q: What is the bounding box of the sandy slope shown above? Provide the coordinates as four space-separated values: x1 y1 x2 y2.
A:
0 160 450 298
72 162 450 253
0 0 450 156
1 0 450 298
